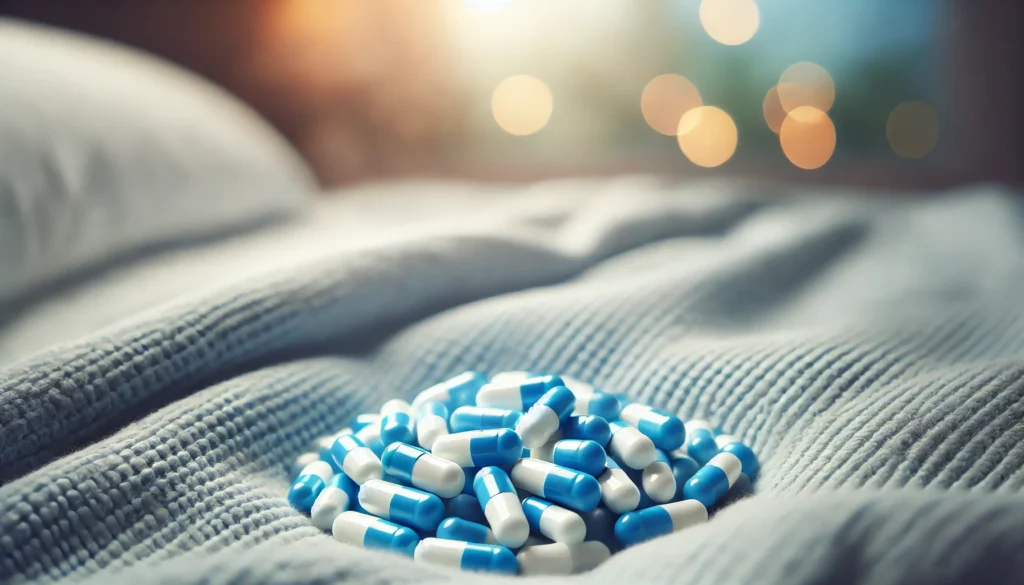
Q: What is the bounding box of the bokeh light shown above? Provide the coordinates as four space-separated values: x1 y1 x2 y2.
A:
886 101 939 159
641 74 703 136
762 85 786 134
491 75 554 136
777 61 835 113
677 106 738 168
780 106 836 170
699 0 760 46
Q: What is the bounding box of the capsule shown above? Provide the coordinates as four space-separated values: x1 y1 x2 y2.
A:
559 375 595 398
475 375 564 411
381 443 465 498
509 459 601 513
355 421 386 458
416 401 450 450
450 406 522 433
640 458 676 504
328 471 361 504
290 452 320 480
614 500 707 547
436 517 497 545
351 413 382 433
516 386 575 448
667 454 700 500
358 479 445 532
473 466 530 548
521 496 587 544
682 451 742 508
332 511 419 556
287 460 334 513
431 429 523 467
517 541 610 576
380 412 417 447
579 507 620 552
597 459 641 514
446 494 488 525
607 421 657 470
529 439 607 477
560 415 612 447
411 371 488 410
414 538 518 574
715 434 759 478
310 484 351 530
572 391 622 420
329 435 384 485
618 403 685 451
683 419 718 466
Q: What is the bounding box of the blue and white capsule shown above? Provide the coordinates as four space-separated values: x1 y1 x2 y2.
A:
290 452 320 480
607 421 657 470
682 451 742 508
509 459 601 513
380 413 417 447
529 439 607 477
640 454 676 504
446 494 487 525
597 459 641 514
473 466 530 548
475 374 564 411
517 541 611 576
450 406 522 432
381 443 465 498
414 538 518 575
287 460 334 514
431 428 523 467
559 375 595 398
516 386 576 448
330 434 384 485
332 511 419 556
614 500 707 547
521 496 587 544
560 415 612 447
310 481 351 530
355 420 386 458
683 419 718 466
436 517 498 545
618 403 685 451
412 371 488 410
358 479 445 532
416 401 450 450
572 391 622 421
715 434 759 478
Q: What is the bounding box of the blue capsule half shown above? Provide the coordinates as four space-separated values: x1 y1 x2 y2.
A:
413 371 489 409
380 412 417 447
436 517 494 544
574 391 622 420
549 439 607 477
450 406 522 432
682 452 742 508
684 420 719 466
446 494 487 525
561 415 612 447
668 455 700 501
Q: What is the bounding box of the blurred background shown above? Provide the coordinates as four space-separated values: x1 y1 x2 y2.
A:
2 0 1019 190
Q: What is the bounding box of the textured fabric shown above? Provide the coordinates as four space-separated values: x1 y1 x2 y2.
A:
1 178 1024 584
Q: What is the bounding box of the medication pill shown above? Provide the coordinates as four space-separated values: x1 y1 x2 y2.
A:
614 500 707 547
358 479 445 532
287 460 334 513
351 413 382 433
332 511 419 556
431 429 523 467
355 422 386 458
667 454 700 500
412 371 488 410
618 403 685 451
290 452 320 480
516 386 576 448
521 496 586 544
683 420 719 466
416 401 450 450
579 507 619 552
328 471 361 504
475 375 564 411
473 466 530 548
641 459 676 504
715 434 759 478
310 485 351 530
436 517 497 545
572 391 622 420
446 494 487 525
597 460 641 514
559 375 595 398
450 406 522 432
509 459 601 513
560 415 612 447
517 541 610 576
607 421 657 470
717 470 755 509
381 443 465 498
380 412 417 447
529 439 607 477
381 398 414 417
330 434 384 485
683 451 742 508
488 370 533 385
414 538 517 575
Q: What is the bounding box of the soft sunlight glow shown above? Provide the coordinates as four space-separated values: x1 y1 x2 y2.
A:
762 86 786 134
491 75 554 136
777 62 835 113
677 106 738 168
780 106 836 170
641 74 703 136
699 0 760 46
887 101 939 159
463 0 511 12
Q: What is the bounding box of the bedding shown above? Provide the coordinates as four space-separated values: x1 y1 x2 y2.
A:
1 177 1024 584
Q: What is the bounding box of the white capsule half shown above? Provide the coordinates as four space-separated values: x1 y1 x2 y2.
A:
411 453 465 498
608 422 657 469
484 492 530 549
597 463 641 514
417 415 448 451
489 371 531 385
641 460 676 503
516 406 562 449
310 486 350 531
517 541 610 576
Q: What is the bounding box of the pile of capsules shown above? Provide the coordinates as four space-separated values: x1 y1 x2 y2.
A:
287 371 758 576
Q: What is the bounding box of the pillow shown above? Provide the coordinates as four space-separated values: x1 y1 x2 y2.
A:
0 18 314 304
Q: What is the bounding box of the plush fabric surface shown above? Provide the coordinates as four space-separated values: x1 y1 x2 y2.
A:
1 178 1023 584
0 18 312 306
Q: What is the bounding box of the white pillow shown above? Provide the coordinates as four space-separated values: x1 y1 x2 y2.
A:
0 18 314 304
